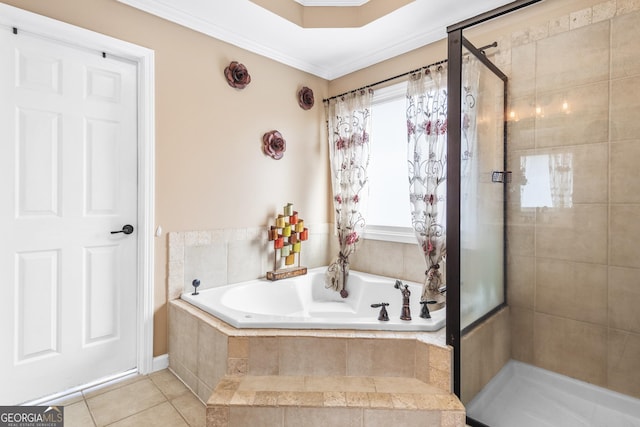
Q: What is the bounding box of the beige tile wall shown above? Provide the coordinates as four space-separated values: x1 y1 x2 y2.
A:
460 307 511 405
349 239 426 284
167 224 333 299
507 1 640 399
169 299 454 404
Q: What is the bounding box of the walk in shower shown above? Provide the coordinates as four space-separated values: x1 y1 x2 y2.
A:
446 0 640 426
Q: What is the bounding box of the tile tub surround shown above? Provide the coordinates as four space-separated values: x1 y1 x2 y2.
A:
169 299 462 427
207 375 465 427
168 225 334 300
168 226 429 302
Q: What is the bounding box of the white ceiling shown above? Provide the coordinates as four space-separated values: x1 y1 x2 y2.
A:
117 0 514 80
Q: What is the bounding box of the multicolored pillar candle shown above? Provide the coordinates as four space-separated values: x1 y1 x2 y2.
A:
274 236 284 249
295 220 304 233
276 215 285 228
285 254 295 265
268 226 278 241
292 242 301 253
289 211 298 225
284 203 293 216
281 243 291 257
282 224 291 237
300 228 309 241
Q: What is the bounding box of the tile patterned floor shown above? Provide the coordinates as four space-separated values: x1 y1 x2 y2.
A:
43 369 205 427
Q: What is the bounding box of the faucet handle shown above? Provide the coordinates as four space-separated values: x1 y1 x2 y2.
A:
419 301 431 319
371 302 390 321
192 279 201 295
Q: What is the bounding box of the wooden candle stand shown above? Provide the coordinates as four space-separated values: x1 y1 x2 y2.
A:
267 203 308 281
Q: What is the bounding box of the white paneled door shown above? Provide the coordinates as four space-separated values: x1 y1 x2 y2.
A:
0 28 138 404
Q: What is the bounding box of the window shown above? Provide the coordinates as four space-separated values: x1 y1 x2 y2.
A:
365 82 416 244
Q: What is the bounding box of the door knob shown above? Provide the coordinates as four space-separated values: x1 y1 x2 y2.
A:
111 224 134 235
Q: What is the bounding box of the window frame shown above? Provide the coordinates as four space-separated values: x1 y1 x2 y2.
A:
363 81 416 245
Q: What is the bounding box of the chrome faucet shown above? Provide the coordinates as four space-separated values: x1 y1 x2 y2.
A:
394 280 411 321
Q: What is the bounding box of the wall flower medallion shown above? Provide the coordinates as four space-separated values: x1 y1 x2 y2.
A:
224 61 251 89
297 86 314 110
263 130 286 160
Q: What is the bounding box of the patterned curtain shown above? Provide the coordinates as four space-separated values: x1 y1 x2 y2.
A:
406 65 448 307
324 89 373 298
460 56 480 249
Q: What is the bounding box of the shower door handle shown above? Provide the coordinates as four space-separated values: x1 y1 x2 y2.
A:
491 171 512 183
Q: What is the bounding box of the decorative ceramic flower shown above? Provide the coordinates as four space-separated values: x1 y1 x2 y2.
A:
224 61 251 89
263 130 286 160
297 86 314 110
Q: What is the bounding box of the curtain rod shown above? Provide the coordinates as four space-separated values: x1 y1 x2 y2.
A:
322 41 497 103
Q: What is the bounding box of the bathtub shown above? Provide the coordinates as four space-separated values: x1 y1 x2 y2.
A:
180 267 446 331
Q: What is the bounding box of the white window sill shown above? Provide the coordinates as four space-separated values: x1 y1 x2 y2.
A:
363 226 417 244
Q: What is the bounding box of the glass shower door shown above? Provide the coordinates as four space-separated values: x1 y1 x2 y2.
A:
458 39 508 416
460 45 507 330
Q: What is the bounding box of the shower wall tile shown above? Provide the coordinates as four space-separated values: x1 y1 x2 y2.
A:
608 330 640 399
507 254 534 309
608 266 640 333
617 0 640 16
507 96 536 150
610 205 640 268
533 313 607 386
611 140 640 204
529 22 550 43
536 21 610 93
611 75 640 141
570 7 593 29
566 143 608 204
535 82 609 148
611 11 640 78
509 306 533 364
593 0 617 22
535 259 607 326
491 35 512 69
506 222 535 258
535 204 607 264
506 196 535 259
548 14 570 36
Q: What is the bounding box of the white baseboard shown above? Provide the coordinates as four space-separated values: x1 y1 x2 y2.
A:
152 354 169 372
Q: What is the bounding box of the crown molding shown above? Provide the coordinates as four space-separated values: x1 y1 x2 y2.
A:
117 0 446 80
294 0 370 5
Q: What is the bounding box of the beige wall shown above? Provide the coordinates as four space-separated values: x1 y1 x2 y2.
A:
0 0 331 356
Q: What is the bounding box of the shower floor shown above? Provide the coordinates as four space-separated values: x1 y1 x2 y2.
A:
467 360 640 427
